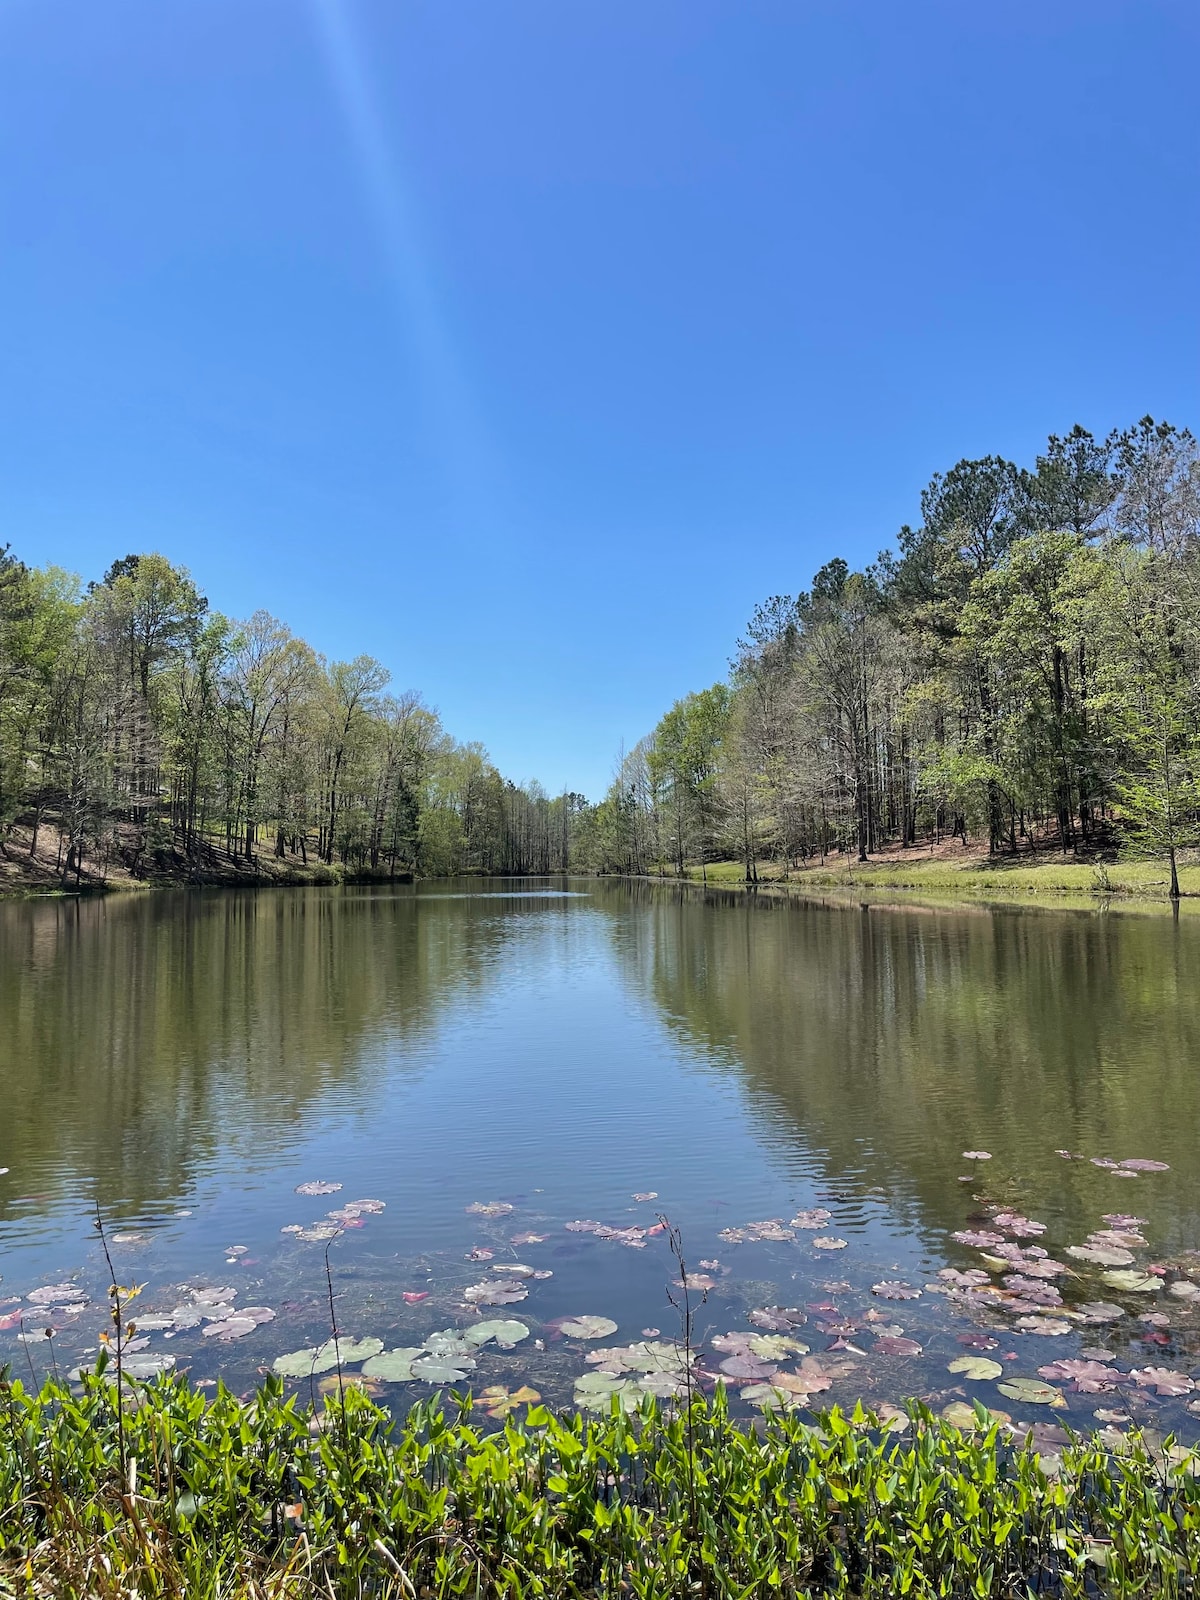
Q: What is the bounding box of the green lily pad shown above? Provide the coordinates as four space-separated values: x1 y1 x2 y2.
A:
740 1383 797 1410
361 1347 425 1382
424 1329 475 1358
748 1333 810 1360
941 1401 1011 1430
573 1371 624 1395
558 1316 618 1340
947 1356 1004 1381
464 1319 531 1349
1101 1270 1162 1293
411 1355 477 1383
997 1378 1064 1406
272 1336 383 1379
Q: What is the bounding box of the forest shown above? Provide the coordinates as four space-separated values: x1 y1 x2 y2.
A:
2 416 1198 895
573 417 1200 896
0 550 581 885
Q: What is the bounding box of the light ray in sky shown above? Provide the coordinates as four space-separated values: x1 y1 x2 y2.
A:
306 0 497 525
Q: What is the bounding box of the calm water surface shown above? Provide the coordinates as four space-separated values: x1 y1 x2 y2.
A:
2 880 1198 1435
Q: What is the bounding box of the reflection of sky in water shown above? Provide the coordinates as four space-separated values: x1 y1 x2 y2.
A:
1 881 1198 1434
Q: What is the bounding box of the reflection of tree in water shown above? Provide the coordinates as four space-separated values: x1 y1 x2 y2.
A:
593 881 1200 1251
0 886 518 1217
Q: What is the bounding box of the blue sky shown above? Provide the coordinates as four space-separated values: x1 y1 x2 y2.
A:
2 1 1197 800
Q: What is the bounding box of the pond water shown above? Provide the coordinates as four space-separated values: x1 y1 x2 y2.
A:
2 878 1199 1441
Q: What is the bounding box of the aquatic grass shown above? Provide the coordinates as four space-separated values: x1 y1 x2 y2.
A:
3 1373 1200 1597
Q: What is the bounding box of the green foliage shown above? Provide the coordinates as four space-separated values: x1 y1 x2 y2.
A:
3 1376 1200 1598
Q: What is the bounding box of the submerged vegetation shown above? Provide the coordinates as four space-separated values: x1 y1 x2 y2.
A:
5 1374 1200 1598
574 418 1200 896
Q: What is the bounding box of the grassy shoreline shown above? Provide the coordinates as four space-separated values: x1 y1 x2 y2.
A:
644 850 1200 912
4 1373 1200 1598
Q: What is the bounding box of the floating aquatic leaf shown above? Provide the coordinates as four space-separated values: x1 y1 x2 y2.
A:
121 1353 176 1380
337 1198 386 1216
129 1313 174 1331
992 1212 1047 1238
939 1268 992 1289
1169 1280 1200 1300
698 1259 721 1271
812 1237 848 1251
740 1383 796 1410
1003 1277 1063 1305
1119 1159 1169 1172
565 1219 601 1233
467 1202 513 1217
238 1306 275 1325
996 1377 1064 1406
631 1192 658 1202
1075 1301 1126 1324
957 1333 999 1350
675 1273 716 1290
573 1370 624 1395
871 1281 921 1300
948 1356 1004 1380
749 1306 806 1331
295 1181 341 1196
718 1219 795 1243
468 1248 494 1261
361 1348 424 1382
1089 1229 1147 1249
317 1373 384 1397
872 1336 921 1357
202 1316 257 1340
769 1368 831 1397
747 1333 809 1360
424 1330 474 1358
1131 1366 1194 1396
296 1224 340 1243
464 1280 528 1306
1101 1270 1162 1293
511 1232 546 1245
475 1384 541 1418
941 1401 1010 1430
402 1292 429 1305
410 1355 477 1383
637 1371 688 1399
556 1316 618 1340
1068 1245 1134 1267
720 1353 780 1381
1037 1359 1122 1391
790 1209 833 1230
464 1319 531 1348
26 1285 87 1306
489 1263 539 1277
1014 1317 1073 1336
1102 1214 1147 1229
962 1151 992 1161
951 1230 1005 1248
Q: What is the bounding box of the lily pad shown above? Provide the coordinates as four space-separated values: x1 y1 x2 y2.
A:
464 1319 531 1348
295 1181 342 1196
361 1348 424 1382
410 1354 477 1383
26 1285 88 1306
871 1281 921 1300
557 1315 618 1340
740 1383 796 1410
1075 1301 1126 1324
948 1356 1004 1380
996 1378 1064 1407
202 1316 257 1340
1037 1359 1121 1391
1119 1159 1169 1172
475 1384 541 1418
1131 1367 1194 1396
962 1151 992 1161
812 1237 848 1251
272 1335 383 1379
464 1280 528 1306
872 1336 922 1356
941 1401 1009 1430
573 1370 624 1395
1100 1270 1161 1293
1067 1245 1134 1267
317 1373 384 1398
467 1202 513 1217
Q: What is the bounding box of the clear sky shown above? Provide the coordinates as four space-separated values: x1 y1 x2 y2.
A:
2 1 1197 800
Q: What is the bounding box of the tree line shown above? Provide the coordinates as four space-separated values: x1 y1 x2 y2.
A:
573 418 1200 896
0 550 581 884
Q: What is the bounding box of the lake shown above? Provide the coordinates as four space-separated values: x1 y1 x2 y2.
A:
2 879 1198 1436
